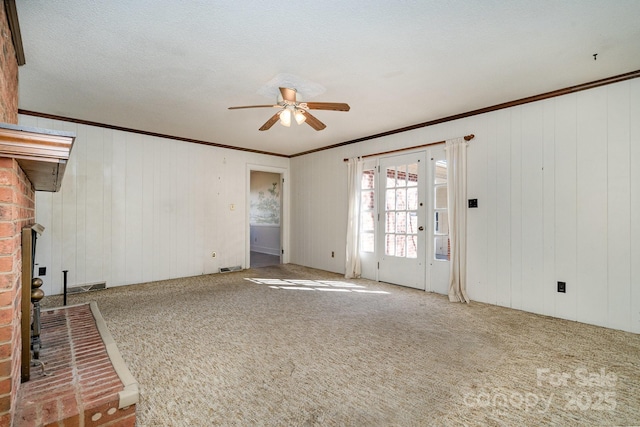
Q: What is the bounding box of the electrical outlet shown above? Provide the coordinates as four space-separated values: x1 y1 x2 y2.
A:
557 281 566 293
212 251 217 258
331 251 335 258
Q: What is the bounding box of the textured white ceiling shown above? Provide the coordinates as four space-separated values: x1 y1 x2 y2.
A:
15 0 640 156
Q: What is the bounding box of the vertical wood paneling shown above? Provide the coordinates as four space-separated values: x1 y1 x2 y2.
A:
152 137 163 280
289 158 302 265
202 148 220 275
494 110 512 307
466 118 488 302
59 121 78 286
102 128 113 288
141 135 155 283
484 113 498 305
124 132 143 285
52 120 75 290
606 82 631 331
629 80 640 334
110 131 127 286
156 138 175 279
520 103 544 314
510 108 523 310
24 78 640 333
190 145 206 275
224 153 244 268
297 154 309 267
309 153 322 269
542 99 556 317
576 88 608 327
175 141 190 278
84 125 104 284
28 116 288 293
186 146 198 274
555 94 578 321
74 125 87 287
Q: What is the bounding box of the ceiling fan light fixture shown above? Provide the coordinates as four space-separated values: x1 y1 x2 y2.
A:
229 86 349 131
279 108 292 127
294 109 307 125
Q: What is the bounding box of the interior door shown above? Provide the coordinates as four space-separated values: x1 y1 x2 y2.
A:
377 152 427 289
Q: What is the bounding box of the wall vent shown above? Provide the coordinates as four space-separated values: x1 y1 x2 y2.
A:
67 282 107 294
219 266 242 273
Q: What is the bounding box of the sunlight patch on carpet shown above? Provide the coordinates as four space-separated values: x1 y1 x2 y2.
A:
245 278 390 294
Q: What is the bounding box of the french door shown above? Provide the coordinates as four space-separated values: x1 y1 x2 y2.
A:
377 152 427 289
428 146 450 294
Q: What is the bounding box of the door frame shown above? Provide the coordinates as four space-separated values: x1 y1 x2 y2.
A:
427 146 450 294
357 147 450 294
376 151 427 290
246 164 290 267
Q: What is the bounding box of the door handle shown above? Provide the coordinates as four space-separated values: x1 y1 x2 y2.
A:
418 226 424 231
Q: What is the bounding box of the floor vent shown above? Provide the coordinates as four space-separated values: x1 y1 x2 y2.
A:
219 266 242 273
67 282 107 294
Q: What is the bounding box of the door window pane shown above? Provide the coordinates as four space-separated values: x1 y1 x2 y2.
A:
407 187 418 210
383 160 421 259
433 160 449 260
386 212 396 233
407 235 418 258
395 188 407 210
359 168 376 254
395 212 407 234
434 236 449 260
386 234 395 256
386 167 396 188
385 189 396 211
361 190 374 210
395 235 406 257
361 170 375 189
435 160 447 184
407 163 418 187
435 186 447 209
396 165 406 187
434 211 449 235
361 233 374 253
408 212 418 233
361 211 374 232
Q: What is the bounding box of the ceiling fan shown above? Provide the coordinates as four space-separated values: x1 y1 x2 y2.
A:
228 87 350 131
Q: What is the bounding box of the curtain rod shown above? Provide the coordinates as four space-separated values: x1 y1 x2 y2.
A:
342 134 474 162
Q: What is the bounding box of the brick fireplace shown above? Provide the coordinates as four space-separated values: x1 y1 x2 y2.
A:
0 3 26 423
0 158 34 426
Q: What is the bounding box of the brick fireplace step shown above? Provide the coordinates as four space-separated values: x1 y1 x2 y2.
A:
14 302 138 427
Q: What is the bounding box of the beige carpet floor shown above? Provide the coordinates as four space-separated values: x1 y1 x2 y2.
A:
41 264 640 426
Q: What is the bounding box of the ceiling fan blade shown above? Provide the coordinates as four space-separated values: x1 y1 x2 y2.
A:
259 113 281 131
228 105 278 110
279 87 297 103
305 102 350 112
303 111 326 131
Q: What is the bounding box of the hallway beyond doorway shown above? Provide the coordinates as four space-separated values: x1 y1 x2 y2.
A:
250 251 280 268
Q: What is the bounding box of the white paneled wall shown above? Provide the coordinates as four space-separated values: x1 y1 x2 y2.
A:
290 78 640 333
20 115 289 296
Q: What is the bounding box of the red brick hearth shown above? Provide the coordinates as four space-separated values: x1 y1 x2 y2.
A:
14 303 138 426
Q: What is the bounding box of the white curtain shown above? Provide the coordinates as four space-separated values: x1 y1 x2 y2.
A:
345 157 363 279
445 138 470 303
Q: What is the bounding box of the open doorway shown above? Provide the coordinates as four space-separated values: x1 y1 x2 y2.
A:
249 170 282 268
